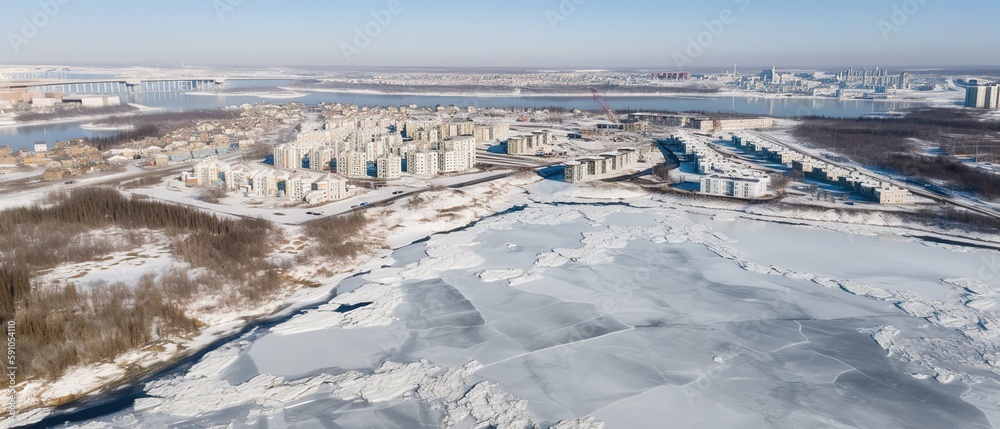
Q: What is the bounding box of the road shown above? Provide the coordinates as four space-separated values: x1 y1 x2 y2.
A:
0 153 244 197
602 167 653 182
756 132 1000 221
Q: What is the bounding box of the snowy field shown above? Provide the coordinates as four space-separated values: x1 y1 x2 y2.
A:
19 181 1000 428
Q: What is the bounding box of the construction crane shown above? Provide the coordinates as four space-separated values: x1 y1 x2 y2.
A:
590 87 620 124
588 87 648 162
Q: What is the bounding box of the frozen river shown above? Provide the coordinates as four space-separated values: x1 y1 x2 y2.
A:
30 183 1000 428
2 79 925 151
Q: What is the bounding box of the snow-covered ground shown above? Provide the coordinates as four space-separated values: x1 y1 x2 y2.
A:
124 169 513 226
18 179 1000 429
0 170 42 184
0 171 536 426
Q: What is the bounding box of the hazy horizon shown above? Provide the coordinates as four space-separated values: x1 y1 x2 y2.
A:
3 0 999 69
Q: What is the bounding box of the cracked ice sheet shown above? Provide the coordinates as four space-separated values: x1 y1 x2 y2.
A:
256 205 997 426
705 214 988 302
64 198 1000 429
447 206 998 426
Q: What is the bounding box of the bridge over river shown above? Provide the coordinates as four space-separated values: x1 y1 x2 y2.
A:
0 77 252 94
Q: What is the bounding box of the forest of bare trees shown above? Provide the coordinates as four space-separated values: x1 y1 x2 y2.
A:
794 109 1000 199
0 187 284 381
299 212 371 262
292 81 719 96
14 105 137 122
88 110 238 150
88 125 162 151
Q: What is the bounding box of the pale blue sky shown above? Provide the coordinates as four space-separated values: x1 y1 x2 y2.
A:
2 0 996 69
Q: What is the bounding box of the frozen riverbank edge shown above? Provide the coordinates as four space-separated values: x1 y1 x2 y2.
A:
5 176 1000 428
1 173 543 425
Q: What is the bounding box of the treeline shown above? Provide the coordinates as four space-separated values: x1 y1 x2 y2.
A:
299 212 370 262
12 273 199 380
89 125 162 151
874 155 1000 199
899 207 1000 233
14 105 137 122
119 176 162 189
98 110 235 127
0 187 283 381
1 188 246 234
794 109 1000 199
88 110 237 150
295 81 718 96
0 187 281 281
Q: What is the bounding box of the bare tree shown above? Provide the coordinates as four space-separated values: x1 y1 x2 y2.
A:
199 185 228 204
770 173 791 195
652 163 673 183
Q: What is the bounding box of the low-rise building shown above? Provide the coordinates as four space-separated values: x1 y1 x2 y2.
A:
700 174 771 199
691 117 774 131
194 161 349 204
564 161 587 183
306 174 348 204
560 147 643 183
193 159 228 187
507 132 551 155
627 112 695 127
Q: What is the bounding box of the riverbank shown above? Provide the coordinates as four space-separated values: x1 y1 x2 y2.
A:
1 172 544 427
7 174 1000 427
276 85 960 107
26 178 1000 428
0 105 161 130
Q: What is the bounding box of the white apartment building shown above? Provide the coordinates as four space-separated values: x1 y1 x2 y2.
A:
285 173 310 202
274 144 303 170
306 174 348 204
247 169 279 198
407 151 440 176
309 146 334 171
858 182 910 204
475 123 510 142
411 128 440 143
296 131 332 145
199 160 349 204
564 161 587 183
455 121 476 137
700 174 771 199
508 131 552 155
194 159 228 187
532 130 552 146
336 152 369 178
223 164 253 191
966 80 1000 109
377 155 403 180
507 136 531 155
561 148 641 183
691 117 775 131
437 151 462 174
437 136 477 173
